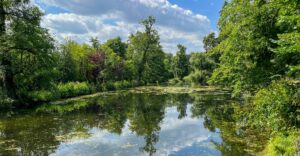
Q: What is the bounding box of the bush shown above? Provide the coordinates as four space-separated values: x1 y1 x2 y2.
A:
99 80 138 91
250 80 299 131
184 70 210 86
26 80 140 102
57 82 95 98
113 80 131 90
27 90 59 102
100 81 116 91
168 77 183 86
260 131 300 156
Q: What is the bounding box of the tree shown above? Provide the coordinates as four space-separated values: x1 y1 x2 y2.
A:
127 16 166 83
172 44 189 79
203 33 219 52
58 40 77 82
184 53 215 85
104 37 127 58
58 40 93 82
90 37 100 50
209 0 279 94
271 0 300 79
0 0 55 100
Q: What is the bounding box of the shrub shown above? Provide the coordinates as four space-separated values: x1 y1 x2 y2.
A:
56 82 95 98
168 77 183 86
100 81 116 91
113 80 131 90
27 90 57 102
250 80 299 131
184 70 210 86
260 131 300 156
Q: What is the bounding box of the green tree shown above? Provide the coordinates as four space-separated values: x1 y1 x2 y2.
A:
271 0 300 79
58 40 77 82
127 16 166 83
209 0 279 95
184 53 215 85
90 37 100 50
59 40 93 82
0 0 55 101
172 44 189 80
203 33 219 52
104 37 127 58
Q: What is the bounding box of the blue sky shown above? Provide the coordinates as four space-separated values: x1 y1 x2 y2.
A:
35 0 225 53
169 0 224 30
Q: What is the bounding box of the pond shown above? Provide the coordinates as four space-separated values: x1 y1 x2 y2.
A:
0 91 268 156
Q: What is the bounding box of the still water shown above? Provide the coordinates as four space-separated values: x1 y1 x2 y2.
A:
0 91 267 156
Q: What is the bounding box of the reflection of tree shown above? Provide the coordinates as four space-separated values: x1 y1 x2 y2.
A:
0 93 168 155
190 93 268 156
0 114 84 155
172 94 191 119
95 94 129 134
0 93 130 155
127 94 166 156
0 92 269 156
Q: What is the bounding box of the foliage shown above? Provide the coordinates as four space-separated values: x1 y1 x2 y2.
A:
185 52 215 85
103 37 127 58
172 44 189 79
56 82 95 99
209 0 300 95
168 77 184 86
260 131 300 156
0 0 56 102
126 16 166 84
113 80 132 90
249 80 299 131
27 82 96 102
203 33 219 52
0 87 14 108
184 70 210 86
27 90 59 102
90 37 100 49
58 40 93 82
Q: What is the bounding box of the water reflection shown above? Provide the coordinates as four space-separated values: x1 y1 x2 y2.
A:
0 92 267 155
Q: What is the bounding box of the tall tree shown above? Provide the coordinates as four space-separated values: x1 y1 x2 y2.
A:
0 0 54 100
90 37 100 50
209 0 279 94
172 44 189 79
127 16 166 83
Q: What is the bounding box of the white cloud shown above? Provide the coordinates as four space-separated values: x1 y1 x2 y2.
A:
50 105 219 156
37 0 213 53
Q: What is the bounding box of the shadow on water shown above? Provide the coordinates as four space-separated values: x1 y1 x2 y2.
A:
0 92 268 156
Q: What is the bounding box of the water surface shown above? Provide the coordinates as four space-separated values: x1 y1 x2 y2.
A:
0 92 267 155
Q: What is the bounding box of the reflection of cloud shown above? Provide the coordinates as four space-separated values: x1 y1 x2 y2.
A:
50 105 220 156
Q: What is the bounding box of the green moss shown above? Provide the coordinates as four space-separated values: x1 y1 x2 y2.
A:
48 86 228 105
129 86 229 94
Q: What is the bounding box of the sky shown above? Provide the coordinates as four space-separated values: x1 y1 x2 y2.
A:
33 0 225 53
50 105 222 155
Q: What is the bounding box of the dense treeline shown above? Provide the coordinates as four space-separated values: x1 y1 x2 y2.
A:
0 1 193 105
